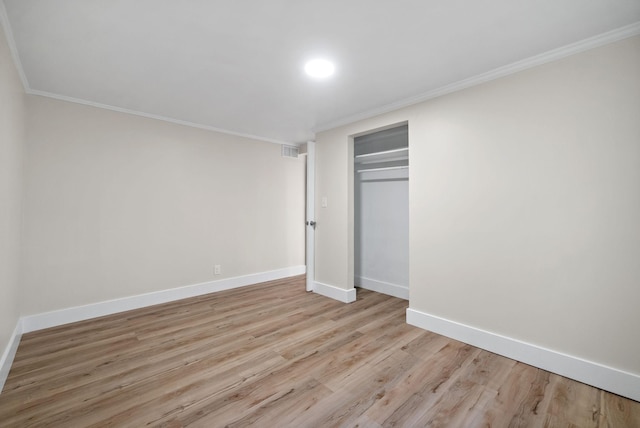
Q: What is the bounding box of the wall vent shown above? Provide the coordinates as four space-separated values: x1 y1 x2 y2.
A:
281 144 299 158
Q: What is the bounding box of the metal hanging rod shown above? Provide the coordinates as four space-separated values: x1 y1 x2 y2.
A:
357 165 409 173
354 147 409 158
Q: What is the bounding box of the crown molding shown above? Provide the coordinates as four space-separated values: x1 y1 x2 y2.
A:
314 21 640 134
26 89 293 145
3 1 293 147
0 0 30 90
4 2 638 145
3 3 293 147
4 0 291 146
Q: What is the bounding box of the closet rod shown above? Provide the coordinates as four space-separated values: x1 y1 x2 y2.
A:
357 165 409 173
354 147 408 158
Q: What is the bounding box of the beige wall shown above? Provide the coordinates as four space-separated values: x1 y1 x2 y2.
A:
21 96 305 315
315 35 640 375
314 130 352 288
0 24 25 356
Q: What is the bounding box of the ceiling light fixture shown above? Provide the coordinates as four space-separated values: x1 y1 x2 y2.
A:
304 59 335 79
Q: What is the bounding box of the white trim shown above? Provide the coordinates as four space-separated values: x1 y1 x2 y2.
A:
406 308 640 402
356 277 408 300
26 90 293 146
0 320 23 393
21 266 306 333
0 0 30 90
4 6 638 147
313 281 356 303
306 141 316 292
314 22 640 133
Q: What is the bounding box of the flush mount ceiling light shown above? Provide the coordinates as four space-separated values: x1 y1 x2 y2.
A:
304 58 335 78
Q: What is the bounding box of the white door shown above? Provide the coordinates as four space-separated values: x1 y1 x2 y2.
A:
305 141 316 292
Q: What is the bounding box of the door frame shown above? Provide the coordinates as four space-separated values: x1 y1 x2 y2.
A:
305 141 315 292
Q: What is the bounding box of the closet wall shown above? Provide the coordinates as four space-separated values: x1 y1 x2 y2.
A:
354 125 409 299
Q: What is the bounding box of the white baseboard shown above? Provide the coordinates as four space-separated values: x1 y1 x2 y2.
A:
0 320 23 393
356 276 409 300
21 265 306 333
314 281 357 303
406 308 640 402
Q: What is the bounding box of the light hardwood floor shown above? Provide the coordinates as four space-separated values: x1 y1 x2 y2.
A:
1 275 638 427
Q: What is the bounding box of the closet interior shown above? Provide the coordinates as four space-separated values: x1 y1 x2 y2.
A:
354 124 409 300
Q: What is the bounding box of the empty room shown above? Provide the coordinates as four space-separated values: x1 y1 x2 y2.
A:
1 1 639 426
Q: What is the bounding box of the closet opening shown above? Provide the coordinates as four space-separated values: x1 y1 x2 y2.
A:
354 124 409 300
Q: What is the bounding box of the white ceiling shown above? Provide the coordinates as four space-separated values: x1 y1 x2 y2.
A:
2 1 640 144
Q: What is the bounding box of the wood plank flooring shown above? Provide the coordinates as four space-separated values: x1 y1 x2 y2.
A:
1 275 638 427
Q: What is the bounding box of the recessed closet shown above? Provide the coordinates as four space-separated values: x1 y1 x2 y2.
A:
354 125 409 300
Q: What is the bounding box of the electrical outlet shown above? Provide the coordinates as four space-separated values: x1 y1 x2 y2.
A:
214 265 221 275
